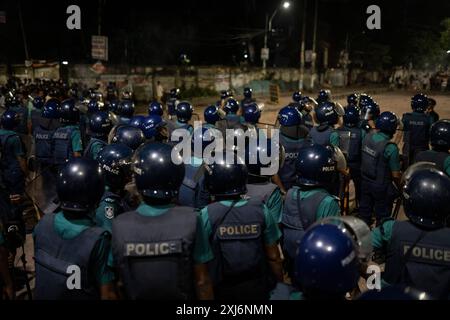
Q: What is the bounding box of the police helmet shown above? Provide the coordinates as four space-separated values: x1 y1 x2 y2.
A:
278 106 302 127
87 99 100 113
411 93 429 113
243 87 253 99
170 88 180 99
296 144 336 187
376 111 398 136
57 158 105 213
110 125 145 151
403 167 450 229
141 115 165 139
59 99 80 124
133 143 185 200
430 120 450 150
108 100 120 114
343 105 361 127
315 101 340 126
317 89 331 104
292 91 302 103
97 143 133 190
175 102 194 123
220 90 231 100
130 115 146 130
347 93 359 106
243 103 261 124
204 105 221 125
223 98 240 114
32 96 44 110
358 94 374 108
42 99 60 119
1 110 19 130
148 101 164 116
118 100 135 118
89 112 112 138
361 100 380 120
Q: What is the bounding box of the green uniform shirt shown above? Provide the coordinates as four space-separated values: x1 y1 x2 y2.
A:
176 121 194 134
0 129 25 157
89 140 105 160
427 150 450 176
248 186 283 223
95 187 122 233
290 186 341 220
200 199 282 246
136 203 213 264
33 212 115 285
61 125 83 153
330 131 340 147
371 219 398 288
371 132 401 171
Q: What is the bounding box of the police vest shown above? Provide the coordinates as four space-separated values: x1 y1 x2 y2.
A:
415 150 449 174
246 182 278 204
34 214 107 300
337 126 362 164
402 112 431 149
34 125 54 164
53 126 77 165
225 114 243 129
30 109 42 133
310 125 334 146
281 188 329 260
384 221 450 299
240 98 254 110
0 132 24 185
10 106 28 135
178 163 209 209
302 113 314 130
206 201 267 285
361 132 393 185
278 135 309 190
112 207 197 299
83 137 107 160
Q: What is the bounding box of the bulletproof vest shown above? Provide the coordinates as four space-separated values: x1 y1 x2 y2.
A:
34 214 107 300
281 188 329 260
112 207 197 299
337 126 362 163
53 126 76 165
278 135 308 190
30 109 42 133
310 125 333 146
384 221 450 299
225 114 242 129
10 106 28 135
402 113 430 148
0 133 23 181
207 201 267 285
240 98 254 110
361 133 392 185
414 150 449 174
302 112 314 130
83 137 106 160
246 182 278 204
178 163 209 209
34 125 54 164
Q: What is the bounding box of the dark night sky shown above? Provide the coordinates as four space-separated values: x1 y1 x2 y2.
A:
0 0 450 67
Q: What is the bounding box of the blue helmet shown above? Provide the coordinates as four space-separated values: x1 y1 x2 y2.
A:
376 111 398 136
243 103 261 124
191 126 215 158
278 106 302 127
175 102 194 123
1 110 19 130
89 112 112 138
220 90 231 100
141 115 165 139
245 138 276 178
358 285 431 300
204 151 248 197
169 88 180 99
315 101 339 126
296 144 336 187
343 105 361 127
243 87 253 99
133 143 185 200
317 89 331 104
59 99 80 124
292 91 302 103
148 101 164 116
56 158 105 213
358 94 374 108
97 143 133 190
110 125 145 151
87 99 100 113
118 100 135 118
360 100 380 120
32 96 44 110
403 168 450 229
347 93 359 106
108 100 120 114
411 93 429 113
223 98 240 114
295 223 360 297
130 115 146 130
42 99 60 119
204 105 221 125
430 120 450 149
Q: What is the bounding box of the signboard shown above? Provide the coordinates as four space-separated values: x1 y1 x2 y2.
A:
269 83 280 104
305 50 317 63
261 48 269 61
90 61 106 74
91 35 108 61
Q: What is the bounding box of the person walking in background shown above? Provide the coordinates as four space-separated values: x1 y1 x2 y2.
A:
155 81 164 103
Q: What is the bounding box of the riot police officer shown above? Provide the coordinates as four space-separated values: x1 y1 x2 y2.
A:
401 93 433 168
6 93 28 136
242 103 266 139
276 106 310 193
129 115 146 131
360 111 401 227
33 158 117 300
109 125 145 151
84 111 112 160
52 99 83 166
0 110 27 203
29 95 45 133
347 93 359 106
371 167 450 299
95 143 133 233
141 115 167 142
167 88 180 119
148 101 164 117
200 151 283 299
359 97 379 133
281 144 340 276
172 101 194 133
415 120 450 175
223 98 244 129
116 100 135 125
317 89 331 106
241 87 255 111
203 105 223 129
310 101 341 147
112 143 214 299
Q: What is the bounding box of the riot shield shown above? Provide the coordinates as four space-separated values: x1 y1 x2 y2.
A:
25 166 59 215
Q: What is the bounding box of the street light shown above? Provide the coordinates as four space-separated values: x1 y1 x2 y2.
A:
262 1 292 72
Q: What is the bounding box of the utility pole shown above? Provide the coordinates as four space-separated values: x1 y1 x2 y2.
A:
18 0 29 61
299 0 307 90
310 0 318 89
263 14 268 71
98 0 102 35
